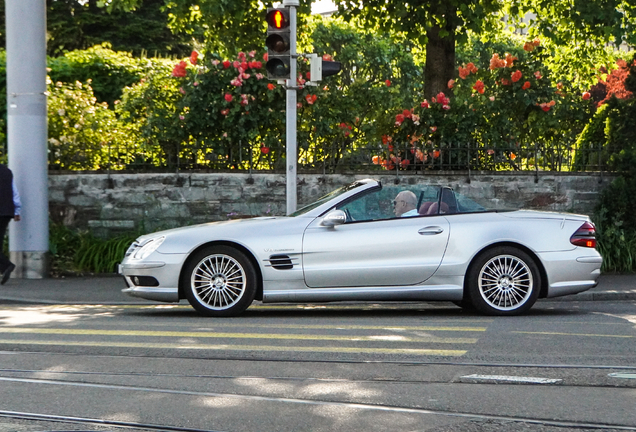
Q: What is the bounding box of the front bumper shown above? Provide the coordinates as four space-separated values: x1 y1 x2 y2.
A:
118 253 187 303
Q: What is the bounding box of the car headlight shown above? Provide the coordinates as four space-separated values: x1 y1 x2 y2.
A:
132 236 166 260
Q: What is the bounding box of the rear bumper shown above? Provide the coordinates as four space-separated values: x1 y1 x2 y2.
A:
538 250 602 298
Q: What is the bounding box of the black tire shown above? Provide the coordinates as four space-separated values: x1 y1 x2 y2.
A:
467 246 541 316
182 245 257 317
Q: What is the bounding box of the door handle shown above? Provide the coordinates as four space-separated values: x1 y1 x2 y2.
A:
418 226 444 235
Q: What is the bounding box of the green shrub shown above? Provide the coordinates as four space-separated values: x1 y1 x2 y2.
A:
48 44 173 106
593 177 636 273
49 223 137 276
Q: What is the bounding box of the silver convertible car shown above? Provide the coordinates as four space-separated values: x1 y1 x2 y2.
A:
119 179 602 316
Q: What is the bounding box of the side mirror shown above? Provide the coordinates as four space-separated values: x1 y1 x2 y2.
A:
321 209 347 227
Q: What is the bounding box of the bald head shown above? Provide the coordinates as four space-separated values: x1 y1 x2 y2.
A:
394 190 417 216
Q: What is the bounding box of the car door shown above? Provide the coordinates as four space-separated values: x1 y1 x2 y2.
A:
302 215 450 288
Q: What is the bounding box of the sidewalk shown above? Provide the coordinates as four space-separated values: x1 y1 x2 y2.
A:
0 274 634 306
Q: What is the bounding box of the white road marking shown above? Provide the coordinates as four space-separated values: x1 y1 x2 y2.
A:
461 374 562 384
608 373 636 379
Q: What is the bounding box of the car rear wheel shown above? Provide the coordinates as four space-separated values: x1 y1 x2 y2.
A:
467 246 540 316
183 246 256 317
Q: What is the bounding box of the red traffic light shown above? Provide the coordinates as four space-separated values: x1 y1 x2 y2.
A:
266 9 288 30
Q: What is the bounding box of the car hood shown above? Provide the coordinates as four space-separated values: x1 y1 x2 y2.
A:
141 216 313 255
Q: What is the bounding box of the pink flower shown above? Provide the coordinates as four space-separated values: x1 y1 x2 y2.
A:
447 79 455 89
489 96 495 102
179 87 185 94
224 94 233 102
534 71 542 79
442 104 451 110
193 82 199 86
221 109 229 116
212 60 220 66
436 92 450 104
249 50 256 58
238 52 246 60
179 115 185 120
421 100 430 108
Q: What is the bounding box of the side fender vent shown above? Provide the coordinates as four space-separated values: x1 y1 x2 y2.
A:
268 254 294 270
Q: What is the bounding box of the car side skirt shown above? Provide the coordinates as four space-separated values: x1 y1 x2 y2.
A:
262 284 464 303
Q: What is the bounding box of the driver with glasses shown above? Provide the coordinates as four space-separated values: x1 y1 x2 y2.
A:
393 191 419 217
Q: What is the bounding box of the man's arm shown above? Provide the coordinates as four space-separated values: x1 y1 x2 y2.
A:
12 181 21 221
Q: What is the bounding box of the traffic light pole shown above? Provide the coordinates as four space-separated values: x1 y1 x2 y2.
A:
284 0 298 215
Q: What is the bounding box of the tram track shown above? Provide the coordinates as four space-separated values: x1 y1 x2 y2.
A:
1 362 636 431
1 378 636 432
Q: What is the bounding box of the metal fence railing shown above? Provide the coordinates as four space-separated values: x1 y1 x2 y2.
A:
1 140 618 175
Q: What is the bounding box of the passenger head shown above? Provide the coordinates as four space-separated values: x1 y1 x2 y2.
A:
393 190 417 216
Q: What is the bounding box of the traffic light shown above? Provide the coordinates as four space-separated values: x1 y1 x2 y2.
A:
265 8 291 80
309 54 342 82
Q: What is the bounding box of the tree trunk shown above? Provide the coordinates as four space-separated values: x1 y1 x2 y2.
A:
424 18 456 100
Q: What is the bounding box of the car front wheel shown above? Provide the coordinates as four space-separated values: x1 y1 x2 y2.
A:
183 246 256 317
467 246 540 316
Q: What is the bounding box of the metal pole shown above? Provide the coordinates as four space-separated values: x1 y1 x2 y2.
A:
284 0 298 215
6 0 49 278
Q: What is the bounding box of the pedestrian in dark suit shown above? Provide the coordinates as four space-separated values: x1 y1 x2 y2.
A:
0 163 21 284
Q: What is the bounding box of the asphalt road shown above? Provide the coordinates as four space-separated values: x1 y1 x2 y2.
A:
0 300 635 432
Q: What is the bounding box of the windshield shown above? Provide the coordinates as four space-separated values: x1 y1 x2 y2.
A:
289 181 368 217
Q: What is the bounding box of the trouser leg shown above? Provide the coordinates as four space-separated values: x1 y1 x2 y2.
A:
0 216 11 272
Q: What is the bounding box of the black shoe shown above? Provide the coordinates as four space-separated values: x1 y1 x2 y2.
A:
1 263 15 285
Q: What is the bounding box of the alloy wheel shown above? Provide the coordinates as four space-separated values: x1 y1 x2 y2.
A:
477 254 533 311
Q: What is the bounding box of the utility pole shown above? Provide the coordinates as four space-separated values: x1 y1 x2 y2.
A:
284 0 298 215
5 0 49 278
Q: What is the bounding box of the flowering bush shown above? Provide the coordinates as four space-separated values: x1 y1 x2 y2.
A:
574 55 636 173
48 79 135 170
373 38 595 171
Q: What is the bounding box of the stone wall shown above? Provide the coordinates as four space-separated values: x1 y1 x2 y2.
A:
49 171 612 237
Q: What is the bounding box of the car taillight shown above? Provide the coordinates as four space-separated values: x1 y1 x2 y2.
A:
570 221 597 248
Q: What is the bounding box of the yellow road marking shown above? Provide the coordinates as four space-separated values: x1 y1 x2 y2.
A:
0 328 477 344
0 339 466 356
513 331 635 339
